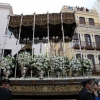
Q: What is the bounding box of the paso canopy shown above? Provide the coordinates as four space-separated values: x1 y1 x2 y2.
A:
8 12 76 44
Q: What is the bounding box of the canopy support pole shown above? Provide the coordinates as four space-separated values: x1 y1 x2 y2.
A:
61 12 65 57
47 12 50 56
78 33 85 77
31 13 36 78
32 13 36 58
15 14 23 78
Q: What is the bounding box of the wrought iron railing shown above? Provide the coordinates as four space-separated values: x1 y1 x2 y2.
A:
73 41 100 50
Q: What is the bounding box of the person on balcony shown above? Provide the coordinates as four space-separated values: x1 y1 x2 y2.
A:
78 79 95 100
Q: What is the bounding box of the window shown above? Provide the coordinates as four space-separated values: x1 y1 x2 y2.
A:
85 34 91 45
76 54 83 59
73 33 78 40
4 49 12 57
95 35 100 47
88 18 94 25
87 54 95 65
79 17 86 24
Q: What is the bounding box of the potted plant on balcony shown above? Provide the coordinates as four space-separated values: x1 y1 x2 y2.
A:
17 51 32 78
0 54 16 78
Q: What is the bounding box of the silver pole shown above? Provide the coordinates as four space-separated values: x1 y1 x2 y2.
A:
78 33 82 59
71 41 74 58
78 33 85 77
47 12 50 56
31 13 36 78
32 13 36 58
61 12 65 57
15 14 23 78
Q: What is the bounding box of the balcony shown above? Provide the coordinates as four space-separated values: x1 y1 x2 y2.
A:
85 42 95 50
73 40 84 49
73 41 99 50
95 42 100 50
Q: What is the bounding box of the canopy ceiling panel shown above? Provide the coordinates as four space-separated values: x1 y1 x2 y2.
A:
8 12 76 44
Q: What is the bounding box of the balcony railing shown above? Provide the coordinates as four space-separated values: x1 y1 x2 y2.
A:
85 42 95 50
73 41 98 50
73 40 84 49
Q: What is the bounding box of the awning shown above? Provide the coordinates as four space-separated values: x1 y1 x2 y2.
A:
8 12 76 44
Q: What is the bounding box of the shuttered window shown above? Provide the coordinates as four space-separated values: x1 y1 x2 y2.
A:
88 18 94 25
79 17 86 24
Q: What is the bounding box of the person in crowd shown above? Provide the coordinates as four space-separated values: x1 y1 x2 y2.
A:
77 6 79 10
0 78 12 100
92 81 100 100
2 79 11 89
78 79 95 100
97 83 100 98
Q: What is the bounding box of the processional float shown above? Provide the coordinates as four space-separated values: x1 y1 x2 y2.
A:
0 12 96 97
8 12 76 78
0 12 82 79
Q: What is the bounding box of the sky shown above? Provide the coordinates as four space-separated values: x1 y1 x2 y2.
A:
0 0 97 14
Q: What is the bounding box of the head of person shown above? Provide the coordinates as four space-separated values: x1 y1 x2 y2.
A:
93 81 98 90
81 79 92 90
97 82 100 91
2 79 10 89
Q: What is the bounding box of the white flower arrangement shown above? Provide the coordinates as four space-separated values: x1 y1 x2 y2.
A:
79 58 93 71
17 51 32 67
50 55 64 71
31 54 50 71
70 58 81 71
0 54 15 70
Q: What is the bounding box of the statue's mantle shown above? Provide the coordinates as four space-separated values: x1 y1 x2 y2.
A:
10 77 95 96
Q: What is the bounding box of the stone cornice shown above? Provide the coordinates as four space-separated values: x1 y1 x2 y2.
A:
75 11 98 16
